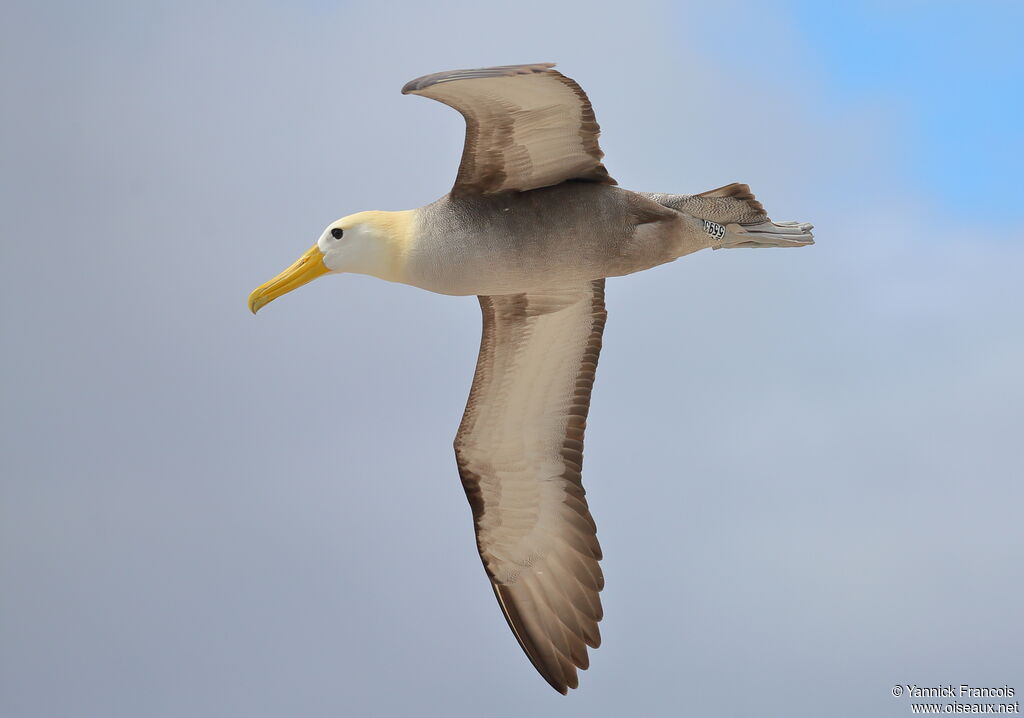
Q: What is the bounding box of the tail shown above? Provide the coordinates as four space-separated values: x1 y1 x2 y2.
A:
641 183 814 249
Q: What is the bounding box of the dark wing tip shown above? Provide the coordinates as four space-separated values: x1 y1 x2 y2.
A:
401 63 557 94
493 584 574 695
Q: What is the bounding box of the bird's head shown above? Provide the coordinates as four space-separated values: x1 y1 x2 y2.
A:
248 210 413 314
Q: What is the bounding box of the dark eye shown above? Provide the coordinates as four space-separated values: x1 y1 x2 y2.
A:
331 228 344 239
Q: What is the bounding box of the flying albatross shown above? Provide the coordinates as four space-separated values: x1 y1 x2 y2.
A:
248 63 813 693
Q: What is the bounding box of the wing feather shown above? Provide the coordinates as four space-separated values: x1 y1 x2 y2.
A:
454 280 607 693
403 63 615 195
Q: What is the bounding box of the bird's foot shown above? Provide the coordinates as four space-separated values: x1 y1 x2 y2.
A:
708 219 814 249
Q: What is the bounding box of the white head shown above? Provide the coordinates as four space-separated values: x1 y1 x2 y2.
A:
316 212 404 278
248 210 413 314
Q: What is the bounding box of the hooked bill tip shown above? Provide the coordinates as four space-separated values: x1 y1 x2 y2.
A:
248 293 269 315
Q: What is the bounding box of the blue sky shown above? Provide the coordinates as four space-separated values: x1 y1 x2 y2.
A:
794 2 1023 219
798 1 1024 217
689 1 1023 221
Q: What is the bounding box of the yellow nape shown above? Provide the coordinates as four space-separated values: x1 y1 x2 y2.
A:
348 210 415 252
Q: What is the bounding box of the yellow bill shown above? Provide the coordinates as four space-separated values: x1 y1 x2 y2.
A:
248 244 329 314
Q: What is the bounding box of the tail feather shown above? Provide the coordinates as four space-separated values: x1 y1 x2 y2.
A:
697 182 765 216
640 184 814 248
640 184 768 225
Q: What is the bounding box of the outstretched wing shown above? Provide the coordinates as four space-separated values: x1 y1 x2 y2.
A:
402 63 615 196
454 280 607 693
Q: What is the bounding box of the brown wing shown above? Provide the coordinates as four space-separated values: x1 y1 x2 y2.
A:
454 281 607 693
402 63 615 195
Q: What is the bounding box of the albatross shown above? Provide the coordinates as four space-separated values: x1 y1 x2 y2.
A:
248 63 813 693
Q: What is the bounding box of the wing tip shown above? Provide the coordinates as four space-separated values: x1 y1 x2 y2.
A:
401 62 557 95
492 582 583 695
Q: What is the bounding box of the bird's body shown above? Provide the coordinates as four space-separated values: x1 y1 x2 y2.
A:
249 63 813 694
323 182 804 296
403 184 694 295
